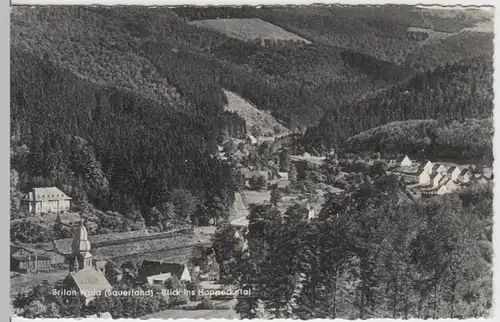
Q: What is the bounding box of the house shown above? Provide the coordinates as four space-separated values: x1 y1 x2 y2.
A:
423 161 433 174
278 172 289 180
399 155 413 167
458 169 472 184
139 260 191 284
483 167 493 180
419 170 431 186
306 204 317 220
447 166 461 182
432 172 444 188
243 170 272 187
246 134 257 145
63 223 112 305
23 187 71 215
436 179 458 195
11 246 52 273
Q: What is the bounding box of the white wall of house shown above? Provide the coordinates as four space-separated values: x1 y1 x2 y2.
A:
460 173 471 184
307 208 316 220
419 171 431 185
436 185 448 195
29 199 70 215
432 174 443 188
401 156 412 167
423 161 433 174
449 168 461 181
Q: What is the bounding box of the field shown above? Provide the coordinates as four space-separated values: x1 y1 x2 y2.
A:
224 90 289 136
242 190 271 205
190 18 311 44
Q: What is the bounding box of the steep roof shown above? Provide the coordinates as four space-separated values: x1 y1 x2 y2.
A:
139 261 188 281
397 155 410 163
447 166 458 174
459 168 470 177
67 267 112 298
24 187 71 202
11 247 52 261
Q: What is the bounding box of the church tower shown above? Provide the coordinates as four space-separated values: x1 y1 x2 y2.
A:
69 223 92 272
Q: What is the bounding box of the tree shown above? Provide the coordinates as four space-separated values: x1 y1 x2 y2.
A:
283 203 308 225
270 188 282 207
212 222 237 282
370 161 387 178
289 164 298 184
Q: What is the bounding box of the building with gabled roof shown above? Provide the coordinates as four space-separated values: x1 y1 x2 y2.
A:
419 170 431 186
23 187 71 215
63 223 112 305
11 245 52 273
423 161 433 174
139 260 191 284
431 172 444 188
246 134 257 145
447 166 461 181
398 155 413 167
458 168 472 184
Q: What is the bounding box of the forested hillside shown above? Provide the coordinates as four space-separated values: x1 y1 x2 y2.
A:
10 5 494 230
11 7 241 227
345 118 493 163
233 178 492 319
173 5 492 67
303 55 494 153
11 46 236 225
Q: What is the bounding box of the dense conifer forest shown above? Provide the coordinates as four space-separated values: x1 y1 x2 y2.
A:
303 55 494 156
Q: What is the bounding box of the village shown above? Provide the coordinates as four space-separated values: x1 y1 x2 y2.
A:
10 131 493 319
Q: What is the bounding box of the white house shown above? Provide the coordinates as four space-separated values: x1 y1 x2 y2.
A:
432 173 444 188
400 155 413 167
246 134 258 145
423 161 433 174
139 261 191 284
436 179 458 195
23 187 71 215
458 169 472 184
278 172 289 180
306 204 317 220
419 170 431 186
447 166 461 182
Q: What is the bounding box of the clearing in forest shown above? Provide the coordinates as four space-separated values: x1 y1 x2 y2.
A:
190 18 311 44
223 89 289 137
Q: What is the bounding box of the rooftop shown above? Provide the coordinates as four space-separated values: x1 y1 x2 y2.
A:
67 267 112 298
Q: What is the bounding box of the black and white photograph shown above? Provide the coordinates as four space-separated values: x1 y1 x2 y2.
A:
9 3 494 320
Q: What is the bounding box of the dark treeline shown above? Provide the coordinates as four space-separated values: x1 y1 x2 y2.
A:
345 118 493 163
230 177 492 319
303 55 493 153
172 5 490 66
11 46 236 226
